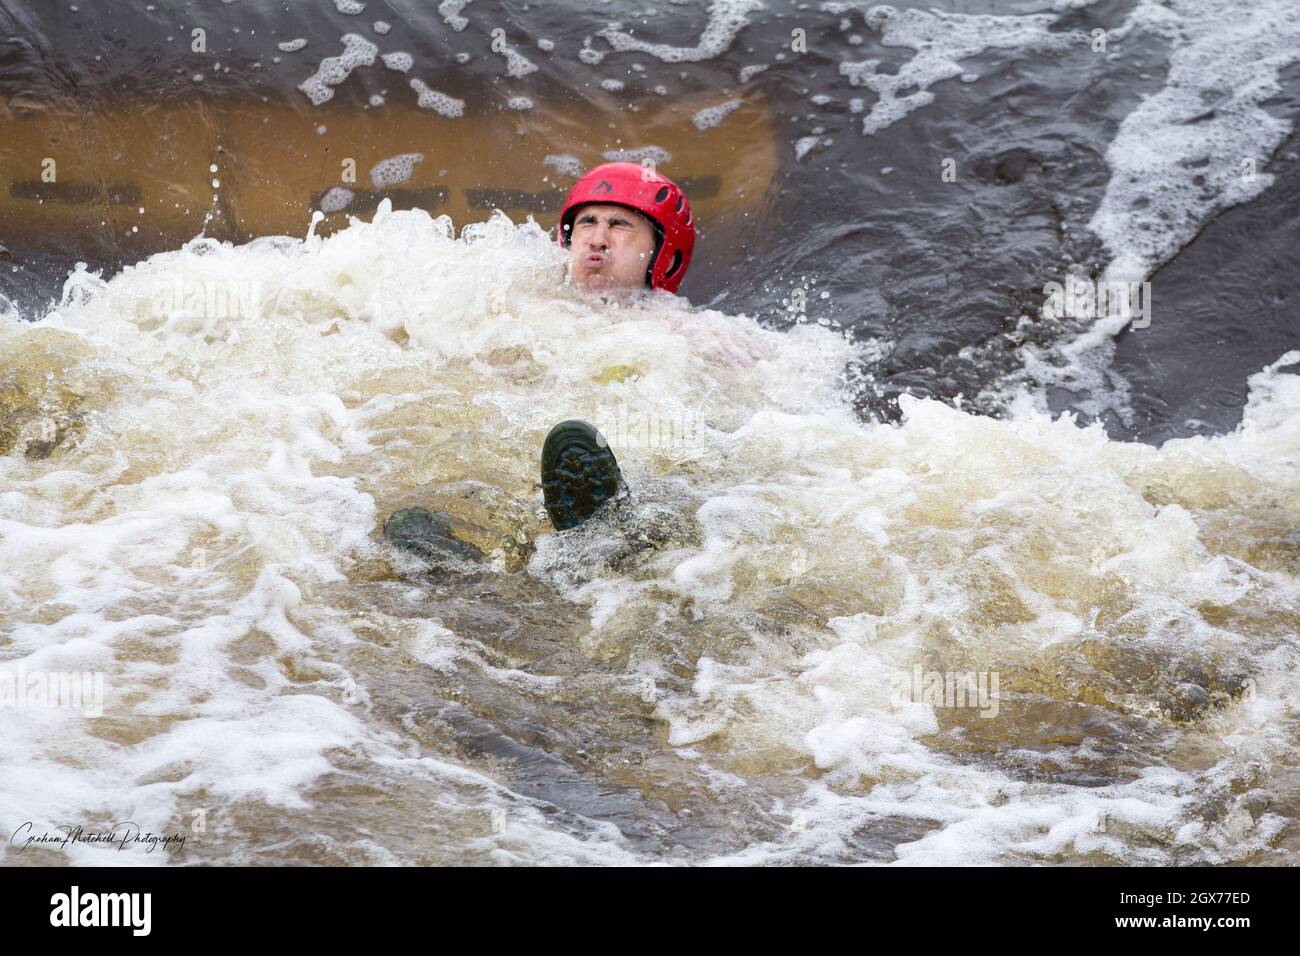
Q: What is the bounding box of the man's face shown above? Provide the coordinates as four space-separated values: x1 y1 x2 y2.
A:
566 203 658 293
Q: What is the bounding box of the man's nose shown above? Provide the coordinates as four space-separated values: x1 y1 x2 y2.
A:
584 224 611 248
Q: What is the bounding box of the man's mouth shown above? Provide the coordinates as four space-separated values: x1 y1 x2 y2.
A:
585 253 606 267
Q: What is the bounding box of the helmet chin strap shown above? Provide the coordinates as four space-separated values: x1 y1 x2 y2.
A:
645 222 665 288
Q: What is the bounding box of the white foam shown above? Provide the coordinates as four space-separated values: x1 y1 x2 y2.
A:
601 146 672 166
369 153 424 189
506 96 534 111
297 33 378 106
500 47 539 78
334 0 365 13
373 20 390 35
1089 0 1300 283
277 38 307 53
381 51 413 72
794 135 826 160
543 154 584 178
692 98 743 130
597 0 764 63
578 40 605 66
410 78 465 118
5 193 1296 865
1014 0 1300 429
319 186 355 213
657 375 1296 863
839 7 1074 135
439 0 473 32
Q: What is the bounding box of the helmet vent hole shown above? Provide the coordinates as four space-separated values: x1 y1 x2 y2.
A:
655 186 670 203
684 210 692 226
664 250 683 279
675 196 684 213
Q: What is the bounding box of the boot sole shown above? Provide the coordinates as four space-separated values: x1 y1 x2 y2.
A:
541 420 626 530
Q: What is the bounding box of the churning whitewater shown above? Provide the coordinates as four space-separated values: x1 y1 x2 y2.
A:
1 203 1297 865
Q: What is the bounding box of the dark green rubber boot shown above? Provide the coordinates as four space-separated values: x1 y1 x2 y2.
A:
541 420 627 531
383 507 486 562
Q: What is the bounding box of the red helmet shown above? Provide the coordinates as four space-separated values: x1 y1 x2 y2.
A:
556 161 696 294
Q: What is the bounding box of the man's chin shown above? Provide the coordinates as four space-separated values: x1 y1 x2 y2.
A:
567 266 648 298
577 273 629 295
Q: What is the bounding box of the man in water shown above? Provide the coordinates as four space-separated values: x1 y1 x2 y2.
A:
383 162 697 559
